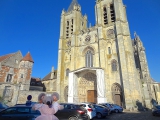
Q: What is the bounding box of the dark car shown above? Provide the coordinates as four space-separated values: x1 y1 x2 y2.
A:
0 106 40 120
93 104 109 119
152 105 160 116
55 103 89 120
0 102 9 112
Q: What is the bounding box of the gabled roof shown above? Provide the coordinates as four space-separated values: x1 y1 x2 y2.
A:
21 52 34 63
0 53 14 62
42 70 57 81
68 0 79 12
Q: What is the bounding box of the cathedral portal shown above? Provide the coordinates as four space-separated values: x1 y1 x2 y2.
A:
68 68 106 103
78 72 97 103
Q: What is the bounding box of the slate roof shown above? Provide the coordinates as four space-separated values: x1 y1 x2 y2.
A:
68 0 79 12
21 52 34 63
0 53 14 62
42 70 57 81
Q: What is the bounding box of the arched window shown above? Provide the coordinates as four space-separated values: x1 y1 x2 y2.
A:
85 50 93 67
66 68 70 76
108 47 111 54
112 60 117 71
103 6 108 24
110 4 115 22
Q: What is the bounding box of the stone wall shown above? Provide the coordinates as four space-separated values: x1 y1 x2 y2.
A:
15 90 46 104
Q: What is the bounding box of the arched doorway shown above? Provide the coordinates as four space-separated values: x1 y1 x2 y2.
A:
64 86 68 102
78 72 97 103
112 83 122 106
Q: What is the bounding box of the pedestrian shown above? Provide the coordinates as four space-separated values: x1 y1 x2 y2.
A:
26 95 32 106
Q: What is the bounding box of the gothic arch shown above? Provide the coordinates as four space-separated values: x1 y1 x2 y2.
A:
82 46 95 56
111 83 121 92
64 86 68 102
111 59 118 71
111 83 122 106
78 72 97 103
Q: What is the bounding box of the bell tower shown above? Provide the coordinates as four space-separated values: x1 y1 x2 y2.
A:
57 0 88 101
95 0 127 25
60 0 87 39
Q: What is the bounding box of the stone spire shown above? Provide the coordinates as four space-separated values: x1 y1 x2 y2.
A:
67 0 79 12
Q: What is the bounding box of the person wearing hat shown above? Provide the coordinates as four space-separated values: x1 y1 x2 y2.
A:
35 96 59 120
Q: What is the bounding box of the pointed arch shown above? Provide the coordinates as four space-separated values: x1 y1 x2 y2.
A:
82 46 95 67
111 59 117 71
66 68 70 76
111 83 121 92
111 83 122 106
82 46 95 56
64 86 68 102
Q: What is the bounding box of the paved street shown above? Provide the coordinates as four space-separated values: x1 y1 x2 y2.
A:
95 110 160 120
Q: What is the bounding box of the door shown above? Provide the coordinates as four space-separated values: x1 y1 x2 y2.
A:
115 94 121 106
87 90 97 103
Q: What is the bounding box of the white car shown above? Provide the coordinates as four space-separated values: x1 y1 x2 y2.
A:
80 103 96 119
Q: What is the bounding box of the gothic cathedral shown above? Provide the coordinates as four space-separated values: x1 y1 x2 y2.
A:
56 0 157 109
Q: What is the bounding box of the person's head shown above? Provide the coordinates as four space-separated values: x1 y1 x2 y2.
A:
43 96 52 108
27 95 32 101
38 93 46 103
51 92 59 102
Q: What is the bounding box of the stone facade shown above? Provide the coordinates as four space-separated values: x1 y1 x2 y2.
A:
42 67 57 95
0 51 34 105
56 0 160 109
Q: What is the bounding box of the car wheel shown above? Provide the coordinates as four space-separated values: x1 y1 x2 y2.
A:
115 109 119 113
96 112 102 119
69 116 78 120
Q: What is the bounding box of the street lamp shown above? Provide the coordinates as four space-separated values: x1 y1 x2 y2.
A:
16 82 22 104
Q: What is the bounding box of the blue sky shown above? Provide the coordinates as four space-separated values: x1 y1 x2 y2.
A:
0 0 160 82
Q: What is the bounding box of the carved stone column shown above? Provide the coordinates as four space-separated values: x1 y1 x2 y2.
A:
96 69 107 103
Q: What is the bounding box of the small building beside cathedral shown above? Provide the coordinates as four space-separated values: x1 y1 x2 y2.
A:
55 0 160 109
0 51 34 105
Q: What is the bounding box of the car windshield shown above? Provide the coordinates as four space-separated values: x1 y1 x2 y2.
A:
0 103 8 108
88 104 94 108
156 105 160 109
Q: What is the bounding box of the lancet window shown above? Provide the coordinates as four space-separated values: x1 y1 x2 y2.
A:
66 68 70 76
85 50 93 67
110 4 116 22
66 21 69 39
112 59 117 71
103 6 108 25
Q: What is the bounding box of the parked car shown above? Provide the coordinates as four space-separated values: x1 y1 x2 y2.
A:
152 105 160 116
15 102 37 107
55 103 89 120
92 104 109 119
80 102 96 119
99 103 114 113
0 106 40 120
0 102 9 112
0 103 89 120
112 104 123 113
